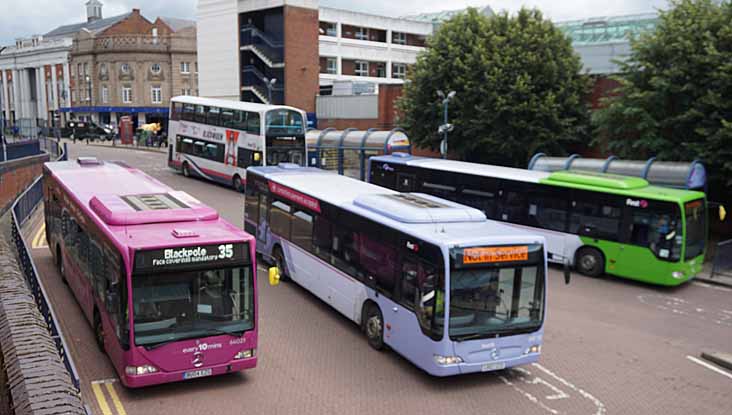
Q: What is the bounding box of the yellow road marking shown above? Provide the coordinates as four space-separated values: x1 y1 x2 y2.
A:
31 223 46 249
105 381 128 415
91 382 113 415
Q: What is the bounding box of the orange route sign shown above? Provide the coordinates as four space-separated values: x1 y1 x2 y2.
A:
463 246 529 264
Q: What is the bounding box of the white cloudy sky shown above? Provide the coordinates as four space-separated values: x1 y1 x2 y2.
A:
1 0 669 45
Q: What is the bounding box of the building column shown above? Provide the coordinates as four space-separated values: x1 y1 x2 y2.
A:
50 66 59 112
62 63 71 109
337 56 342 75
12 69 22 120
1 70 8 123
386 60 392 79
37 66 48 124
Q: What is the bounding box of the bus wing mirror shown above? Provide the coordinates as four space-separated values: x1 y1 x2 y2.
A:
268 266 280 286
720 205 727 222
563 260 571 285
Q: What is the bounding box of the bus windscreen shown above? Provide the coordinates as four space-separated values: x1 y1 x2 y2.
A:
449 244 544 340
132 243 254 347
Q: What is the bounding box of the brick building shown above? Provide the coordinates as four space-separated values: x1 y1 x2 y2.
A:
64 4 197 128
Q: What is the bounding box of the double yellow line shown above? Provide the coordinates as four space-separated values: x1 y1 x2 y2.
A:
91 379 127 415
31 223 47 249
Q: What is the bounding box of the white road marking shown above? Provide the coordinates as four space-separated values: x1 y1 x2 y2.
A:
533 364 606 415
498 364 605 414
638 294 732 327
686 356 732 381
692 281 732 292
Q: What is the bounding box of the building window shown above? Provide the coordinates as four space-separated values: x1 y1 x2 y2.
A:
151 86 162 104
181 62 190 74
326 58 337 75
100 63 107 76
71 90 75 103
181 88 191 96
392 32 407 45
393 63 407 79
355 27 369 41
122 86 132 103
320 21 337 37
151 63 161 74
77 63 82 78
120 63 130 74
83 63 88 76
195 62 198 73
101 85 109 103
355 61 369 77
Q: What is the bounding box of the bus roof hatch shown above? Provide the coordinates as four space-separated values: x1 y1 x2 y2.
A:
353 193 486 224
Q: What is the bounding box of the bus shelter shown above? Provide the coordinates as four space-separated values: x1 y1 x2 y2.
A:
528 153 707 190
306 128 411 180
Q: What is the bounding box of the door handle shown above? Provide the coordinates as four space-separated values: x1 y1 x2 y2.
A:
392 307 398 313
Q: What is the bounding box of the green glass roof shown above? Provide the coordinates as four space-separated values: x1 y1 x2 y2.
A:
556 13 658 45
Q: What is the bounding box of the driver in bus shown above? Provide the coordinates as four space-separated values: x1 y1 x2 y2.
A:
199 271 233 320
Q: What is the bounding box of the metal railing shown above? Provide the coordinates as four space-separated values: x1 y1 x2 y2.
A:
8 143 80 392
710 239 732 281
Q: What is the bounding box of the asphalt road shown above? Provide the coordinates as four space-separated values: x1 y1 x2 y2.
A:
24 142 732 415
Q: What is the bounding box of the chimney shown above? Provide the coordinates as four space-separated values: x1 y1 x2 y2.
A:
86 0 103 23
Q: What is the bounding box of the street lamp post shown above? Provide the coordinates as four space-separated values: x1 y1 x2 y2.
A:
264 77 276 104
436 90 456 159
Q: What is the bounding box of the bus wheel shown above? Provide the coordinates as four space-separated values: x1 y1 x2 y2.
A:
182 162 191 177
273 247 291 282
94 311 104 351
56 245 68 285
363 303 385 351
576 247 604 278
233 175 244 192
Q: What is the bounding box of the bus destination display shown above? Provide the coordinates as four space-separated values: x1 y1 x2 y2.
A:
135 243 249 272
463 246 529 264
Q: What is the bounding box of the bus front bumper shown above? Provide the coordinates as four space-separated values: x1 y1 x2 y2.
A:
121 357 257 388
427 353 540 377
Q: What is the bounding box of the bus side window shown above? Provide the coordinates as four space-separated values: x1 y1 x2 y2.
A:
501 189 529 225
462 188 498 219
398 256 443 339
370 162 395 188
182 104 195 122
396 173 415 192
207 106 221 126
527 189 569 232
195 105 207 124
312 215 333 262
246 112 260 135
270 200 292 238
291 211 313 253
332 227 361 278
569 192 622 240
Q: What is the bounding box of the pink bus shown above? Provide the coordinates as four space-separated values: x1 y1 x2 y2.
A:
42 157 257 388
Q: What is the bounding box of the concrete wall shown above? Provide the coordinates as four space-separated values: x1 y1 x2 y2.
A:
283 5 319 112
197 0 240 100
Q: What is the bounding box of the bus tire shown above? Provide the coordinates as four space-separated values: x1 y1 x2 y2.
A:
576 247 604 278
363 302 385 351
273 246 291 282
233 175 244 192
182 162 191 178
93 310 104 351
56 245 68 285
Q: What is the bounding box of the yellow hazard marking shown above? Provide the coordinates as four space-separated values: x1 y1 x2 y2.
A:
31 223 47 249
105 381 128 415
91 382 113 415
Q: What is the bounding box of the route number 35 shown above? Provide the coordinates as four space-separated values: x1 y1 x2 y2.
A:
218 244 234 259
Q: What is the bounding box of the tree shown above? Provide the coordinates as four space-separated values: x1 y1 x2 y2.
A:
593 0 732 200
397 8 590 167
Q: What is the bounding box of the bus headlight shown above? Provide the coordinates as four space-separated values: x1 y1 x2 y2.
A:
234 349 255 360
672 271 684 279
125 364 158 375
434 355 463 366
525 345 541 354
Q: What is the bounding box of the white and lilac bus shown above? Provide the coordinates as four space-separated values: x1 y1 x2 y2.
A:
43 158 258 387
168 96 308 191
246 164 553 376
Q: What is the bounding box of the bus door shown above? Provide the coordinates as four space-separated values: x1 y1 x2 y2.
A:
570 191 625 273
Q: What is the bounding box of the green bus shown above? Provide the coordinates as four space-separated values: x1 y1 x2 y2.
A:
369 154 707 286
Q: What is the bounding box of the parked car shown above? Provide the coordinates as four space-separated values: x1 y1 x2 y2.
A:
62 120 115 141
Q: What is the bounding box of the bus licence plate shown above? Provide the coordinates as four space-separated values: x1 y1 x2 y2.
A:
481 362 506 372
183 369 212 380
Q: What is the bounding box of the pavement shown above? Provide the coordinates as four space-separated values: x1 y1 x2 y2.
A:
24 142 732 415
60 138 167 154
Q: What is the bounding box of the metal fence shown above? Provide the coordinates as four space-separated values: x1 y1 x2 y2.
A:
710 239 732 280
8 143 80 392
